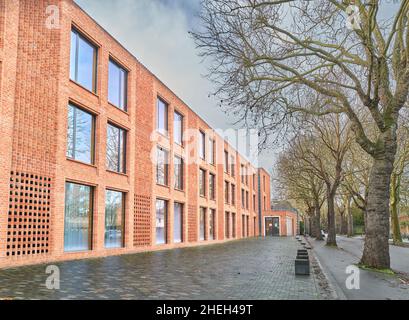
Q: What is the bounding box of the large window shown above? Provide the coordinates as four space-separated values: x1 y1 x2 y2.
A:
156 199 167 244
106 123 126 173
64 182 93 252
241 189 245 208
209 173 216 200
200 207 206 241
108 59 127 110
199 131 206 160
225 212 230 238
174 156 183 190
174 203 183 243
232 213 236 238
230 156 235 177
157 147 169 186
246 191 249 209
67 104 94 164
199 169 206 197
225 181 229 204
242 215 246 237
209 209 215 240
231 184 236 206
70 29 97 93
209 138 215 165
174 111 183 145
224 151 229 173
104 190 125 248
253 194 256 211
157 98 168 135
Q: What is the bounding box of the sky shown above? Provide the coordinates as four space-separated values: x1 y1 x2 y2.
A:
73 0 277 176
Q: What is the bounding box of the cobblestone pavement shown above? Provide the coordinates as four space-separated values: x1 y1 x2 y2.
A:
0 237 326 300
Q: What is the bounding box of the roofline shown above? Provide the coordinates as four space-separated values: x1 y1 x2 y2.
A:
71 0 264 168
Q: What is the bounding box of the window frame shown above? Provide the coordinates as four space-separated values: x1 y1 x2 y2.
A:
104 189 126 249
174 110 184 146
108 57 128 111
156 97 169 136
199 130 206 160
174 155 184 191
156 146 169 186
209 173 216 200
199 168 207 197
106 122 127 174
155 198 168 245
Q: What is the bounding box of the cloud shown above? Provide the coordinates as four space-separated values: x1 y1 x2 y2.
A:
74 0 275 174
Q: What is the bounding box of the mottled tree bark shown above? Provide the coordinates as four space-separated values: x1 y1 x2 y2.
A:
314 198 323 240
361 155 394 269
326 190 337 246
390 173 403 244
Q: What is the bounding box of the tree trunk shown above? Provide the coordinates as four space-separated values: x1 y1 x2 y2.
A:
326 190 337 246
360 156 394 269
340 212 348 235
314 200 323 240
346 196 354 237
390 173 403 244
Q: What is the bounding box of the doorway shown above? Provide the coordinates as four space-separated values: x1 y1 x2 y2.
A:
265 217 280 236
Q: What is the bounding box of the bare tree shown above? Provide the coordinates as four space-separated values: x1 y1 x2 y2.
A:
192 0 409 268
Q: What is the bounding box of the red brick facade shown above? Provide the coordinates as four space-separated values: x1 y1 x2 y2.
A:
0 0 271 268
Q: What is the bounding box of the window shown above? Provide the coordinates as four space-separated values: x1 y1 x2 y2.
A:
264 196 266 210
241 165 245 183
254 217 257 236
199 130 206 160
245 167 249 185
64 182 93 252
247 216 250 237
174 203 183 243
209 209 215 240
253 194 256 211
242 215 246 237
231 184 236 206
231 156 235 177
174 156 184 190
253 174 256 189
157 98 168 135
199 169 206 197
200 207 206 241
156 199 167 244
209 173 216 200
209 138 215 165
70 29 97 92
108 59 127 110
225 212 230 239
224 151 229 173
174 111 183 145
241 189 245 208
106 123 126 173
246 191 249 209
263 176 266 191
232 213 236 238
225 181 229 204
104 190 125 248
67 104 94 164
157 147 169 186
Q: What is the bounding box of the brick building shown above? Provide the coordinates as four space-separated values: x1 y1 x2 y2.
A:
262 201 298 237
0 0 272 268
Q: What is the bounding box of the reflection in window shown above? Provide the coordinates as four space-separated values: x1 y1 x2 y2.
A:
199 169 206 197
209 173 215 200
200 207 206 241
157 147 169 185
174 111 183 145
105 190 124 248
209 209 215 240
174 203 183 243
156 199 167 244
199 131 206 160
67 104 94 164
157 98 168 135
232 213 236 238
106 123 126 173
108 59 127 110
174 156 183 190
64 182 93 252
231 184 236 206
209 138 215 165
70 29 97 92
225 212 230 239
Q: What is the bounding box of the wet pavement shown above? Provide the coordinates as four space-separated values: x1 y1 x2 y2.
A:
0 237 324 300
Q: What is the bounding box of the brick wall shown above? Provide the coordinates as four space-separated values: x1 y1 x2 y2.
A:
0 0 272 268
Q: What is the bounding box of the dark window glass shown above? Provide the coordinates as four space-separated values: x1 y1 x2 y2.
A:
225 181 229 204
232 213 236 238
241 189 245 208
106 123 126 173
225 212 230 238
157 147 169 185
224 151 229 173
157 98 168 135
209 139 215 165
200 207 206 241
174 111 183 145
174 156 184 190
242 215 246 237
199 169 206 197
108 59 127 110
209 173 215 200
231 184 236 206
174 203 183 243
156 199 167 244
105 190 125 248
67 104 94 164
70 29 97 92
64 182 93 252
209 209 215 240
231 156 235 177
